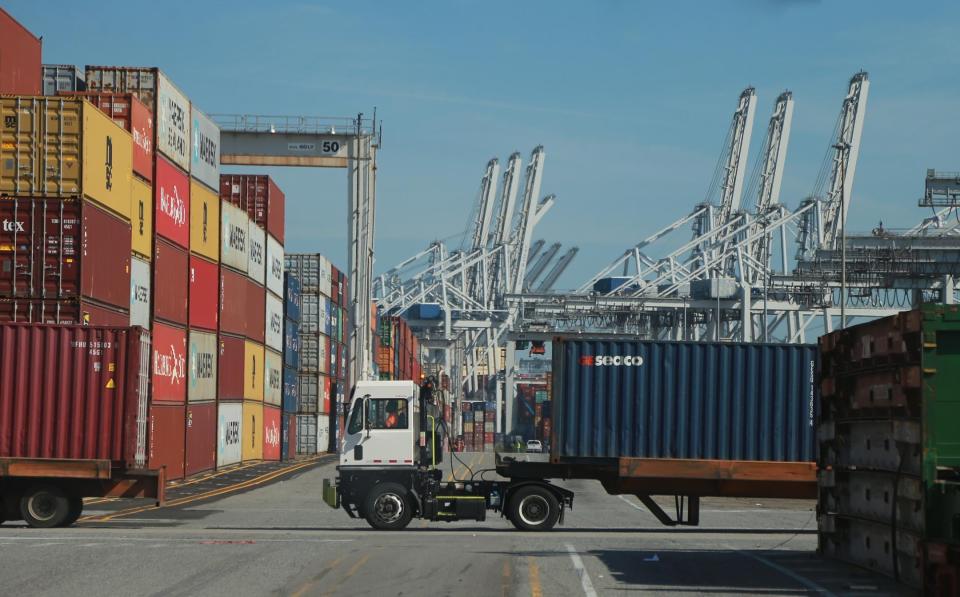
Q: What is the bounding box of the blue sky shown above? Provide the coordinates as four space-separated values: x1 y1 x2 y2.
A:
10 0 960 288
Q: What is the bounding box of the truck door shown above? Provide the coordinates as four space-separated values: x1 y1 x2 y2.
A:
341 395 416 466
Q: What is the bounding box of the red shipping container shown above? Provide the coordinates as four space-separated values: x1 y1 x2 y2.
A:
152 322 186 403
263 405 281 461
155 155 190 248
189 255 218 331
61 92 154 181
149 403 185 480
0 9 41 95
218 268 248 337
217 333 245 399
0 298 129 326
154 239 188 325
0 324 149 467
0 198 131 309
323 375 331 414
485 432 494 445
185 401 216 476
282 412 297 461
246 279 265 343
330 266 341 304
219 174 285 243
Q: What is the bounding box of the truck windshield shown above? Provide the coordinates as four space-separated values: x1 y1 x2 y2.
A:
367 399 409 429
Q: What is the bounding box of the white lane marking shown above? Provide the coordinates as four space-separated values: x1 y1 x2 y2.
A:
564 543 599 597
0 535 353 544
617 495 648 512
731 547 836 596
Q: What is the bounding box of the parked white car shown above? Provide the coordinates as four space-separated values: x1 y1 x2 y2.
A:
526 440 543 453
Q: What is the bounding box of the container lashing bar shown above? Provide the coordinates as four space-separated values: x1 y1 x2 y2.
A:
636 494 700 526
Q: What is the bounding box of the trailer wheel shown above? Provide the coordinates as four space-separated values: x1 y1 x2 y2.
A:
60 496 84 527
364 483 413 530
508 486 560 531
20 485 71 529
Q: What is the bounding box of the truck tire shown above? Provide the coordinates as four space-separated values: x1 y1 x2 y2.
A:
364 482 413 530
508 486 560 531
60 496 84 527
20 484 71 529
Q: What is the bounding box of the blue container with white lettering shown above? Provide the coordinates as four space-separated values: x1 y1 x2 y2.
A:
284 273 302 323
283 366 299 413
553 338 818 462
284 318 300 368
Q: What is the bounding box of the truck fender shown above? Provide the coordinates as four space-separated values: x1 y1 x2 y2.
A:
503 481 574 521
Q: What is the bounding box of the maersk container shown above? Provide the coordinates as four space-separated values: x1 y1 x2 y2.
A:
220 201 249 274
216 401 242 467
247 223 266 285
0 324 150 467
266 235 284 297
265 292 283 352
190 107 220 192
552 338 818 462
264 348 282 407
129 256 151 328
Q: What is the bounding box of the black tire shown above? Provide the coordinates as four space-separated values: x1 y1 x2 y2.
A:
507 485 561 531
20 484 71 529
364 482 413 530
60 496 84 527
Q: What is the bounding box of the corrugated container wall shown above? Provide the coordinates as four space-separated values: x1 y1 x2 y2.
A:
185 402 216 476
264 349 282 407
187 330 217 402
247 224 266 285
242 401 264 461
0 9 41 94
0 198 131 309
0 298 128 326
189 255 218 331
0 97 133 219
244 340 265 401
263 405 281 461
285 274 302 323
85 67 191 171
153 239 188 325
265 293 283 352
220 175 285 243
42 64 85 96
0 324 149 467
552 338 818 462
151 322 187 403
190 108 220 191
130 177 153 258
129 256 151 328
266 235 284 297
218 269 247 337
154 155 189 248
149 403 184 480
61 91 153 181
189 180 220 261
217 335 245 399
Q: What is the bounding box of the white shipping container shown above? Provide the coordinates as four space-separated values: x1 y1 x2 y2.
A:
264 348 282 407
129 256 151 328
217 402 243 467
157 72 191 171
190 107 220 191
247 224 266 285
188 330 218 402
265 292 284 352
317 414 330 454
318 255 332 297
220 201 249 273
266 234 284 297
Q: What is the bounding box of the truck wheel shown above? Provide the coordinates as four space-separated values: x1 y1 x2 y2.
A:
508 486 560 531
20 485 71 529
60 497 84 527
364 483 413 530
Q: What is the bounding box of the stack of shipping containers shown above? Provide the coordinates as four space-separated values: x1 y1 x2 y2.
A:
286 253 348 455
376 316 423 383
219 175 286 464
460 402 494 453
282 273 301 460
329 264 350 445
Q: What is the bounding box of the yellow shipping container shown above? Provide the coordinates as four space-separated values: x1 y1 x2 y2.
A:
189 179 220 261
0 96 133 219
131 177 153 259
243 340 265 401
241 400 264 462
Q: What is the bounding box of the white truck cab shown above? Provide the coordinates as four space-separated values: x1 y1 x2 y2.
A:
340 381 421 467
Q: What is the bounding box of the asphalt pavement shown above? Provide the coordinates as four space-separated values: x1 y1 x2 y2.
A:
0 452 911 596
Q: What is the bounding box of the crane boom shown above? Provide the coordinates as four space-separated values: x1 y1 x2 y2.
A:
716 87 758 227
524 242 561 290
537 247 579 292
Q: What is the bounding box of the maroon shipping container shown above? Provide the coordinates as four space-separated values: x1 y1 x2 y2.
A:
218 268 248 337
219 175 285 243
155 155 190 249
59 91 154 181
189 255 218 331
0 298 129 326
185 401 216 476
217 333 245 399
154 239 188 325
0 324 150 468
0 9 41 95
330 266 341 305
247 279 265 343
149 403 185 480
151 321 186 404
0 198 131 309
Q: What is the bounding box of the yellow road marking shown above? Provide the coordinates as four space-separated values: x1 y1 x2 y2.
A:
290 555 345 597
501 558 512 597
528 556 542 597
168 460 264 489
321 553 371 596
77 456 324 523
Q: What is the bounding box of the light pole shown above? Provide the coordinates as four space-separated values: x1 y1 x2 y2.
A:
834 141 850 330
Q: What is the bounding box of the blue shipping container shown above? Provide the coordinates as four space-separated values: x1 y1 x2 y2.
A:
283 366 299 413
406 303 443 320
554 338 818 462
592 277 636 294
284 319 301 369
284 273 302 323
